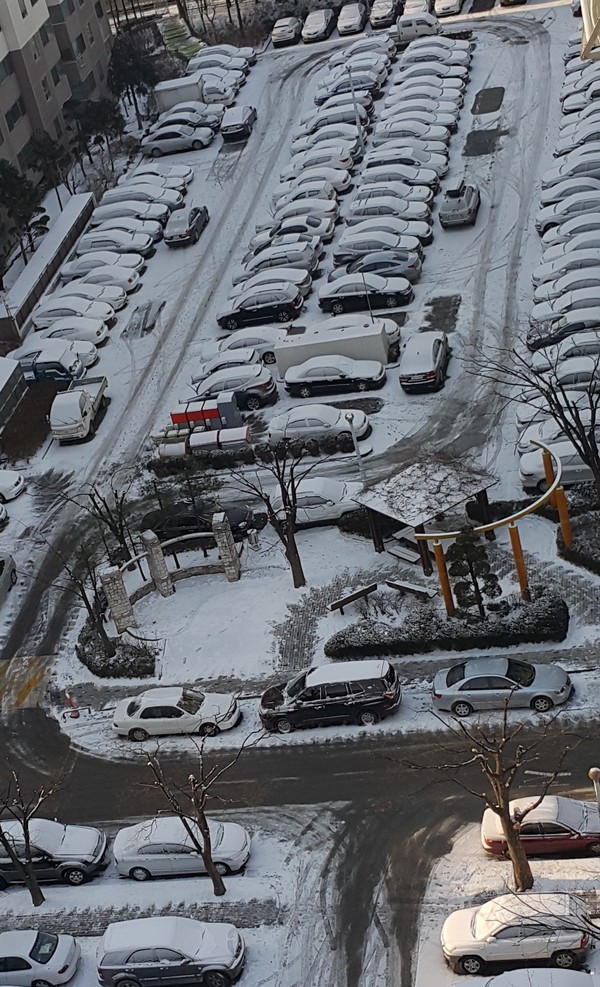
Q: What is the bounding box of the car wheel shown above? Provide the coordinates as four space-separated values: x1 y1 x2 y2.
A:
204 973 230 987
214 861 231 876
0 875 8 891
358 710 377 726
33 981 54 987
0 493 6 504
110 981 140 987
225 316 239 330
299 385 312 398
130 866 151 881
451 700 473 718
192 140 204 150
245 395 262 411
357 380 368 391
531 695 554 713
129 728 149 741
277 308 292 322
62 867 86 886
459 957 484 976
537 479 549 494
151 148 162 158
9 568 17 587
331 301 345 314
587 842 600 855
552 951 576 969
263 351 276 365
276 716 294 734
385 294 398 308
199 721 220 736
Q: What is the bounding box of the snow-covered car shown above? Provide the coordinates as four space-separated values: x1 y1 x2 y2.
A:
327 35 397 64
559 103 600 134
393 63 468 86
31 296 114 329
147 110 213 139
234 243 319 282
378 103 457 131
302 7 336 41
402 42 469 63
188 51 249 74
0 931 80 984
368 141 450 173
78 266 141 292
0 817 107 888
555 123 600 157
270 477 363 525
559 81 600 114
333 229 423 265
245 234 322 262
276 167 352 199
89 200 170 228
434 0 463 14
113 816 251 880
527 309 600 350
59 250 145 281
217 283 303 330
352 181 433 205
542 215 600 246
284 354 386 397
530 287 600 328
122 165 188 192
97 917 245 987
439 181 481 227
271 16 303 45
517 416 585 455
328 248 422 283
387 80 464 106
540 177 600 207
520 438 595 491
362 159 440 189
440 893 591 975
280 145 354 179
206 42 256 63
531 330 600 371
0 468 25 502
140 124 214 157
112 686 241 740
229 267 312 299
410 34 472 52
38 317 110 344
268 197 339 228
341 216 433 244
311 91 374 118
318 272 413 312
346 199 432 230
383 93 461 119
536 192 600 234
543 231 600 262
370 0 401 26
268 404 370 444
216 328 289 365
292 121 366 154
542 158 600 189
433 656 573 716
372 120 450 146
54 281 127 310
532 251 600 287
191 348 261 383
76 228 154 258
251 217 333 251
533 269 600 302
514 388 587 430
131 161 194 184
398 329 450 391
163 205 209 246
337 1 368 33
96 216 163 243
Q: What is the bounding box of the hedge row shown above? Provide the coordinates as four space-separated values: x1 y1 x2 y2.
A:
557 510 600 577
150 434 361 475
76 621 157 678
323 590 569 660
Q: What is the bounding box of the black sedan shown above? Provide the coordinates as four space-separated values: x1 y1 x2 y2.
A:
164 205 209 246
318 272 413 313
141 501 264 545
217 284 303 330
284 354 386 397
328 250 423 284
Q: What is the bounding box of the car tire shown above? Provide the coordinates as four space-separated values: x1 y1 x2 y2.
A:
0 494 6 504
225 317 240 330
111 980 141 987
459 956 484 976
214 861 231 876
0 875 8 891
277 309 292 322
552 951 576 969
130 866 152 881
33 981 54 987
357 381 368 391
587 842 600 855
531 695 554 713
245 395 262 411
537 479 549 494
204 973 230 987
331 301 345 314
9 569 16 587
62 867 86 886
299 385 312 398
276 716 294 734
263 351 276 365
358 710 377 726
192 140 204 150
451 700 473 718
385 294 398 308
129 728 149 741
151 148 162 158
199 722 220 736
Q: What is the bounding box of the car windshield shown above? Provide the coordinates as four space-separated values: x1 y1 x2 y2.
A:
446 663 466 686
30 933 59 964
178 689 204 714
127 699 142 716
286 671 307 698
506 659 536 687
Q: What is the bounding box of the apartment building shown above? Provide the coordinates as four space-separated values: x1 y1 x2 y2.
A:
0 0 112 173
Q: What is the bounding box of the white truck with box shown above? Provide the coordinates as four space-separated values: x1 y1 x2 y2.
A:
154 74 205 113
49 376 108 443
274 321 399 377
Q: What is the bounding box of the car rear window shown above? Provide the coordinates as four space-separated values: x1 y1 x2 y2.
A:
127 700 141 715
30 933 59 964
446 663 466 686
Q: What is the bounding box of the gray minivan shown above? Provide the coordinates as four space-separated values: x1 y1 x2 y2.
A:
101 183 184 212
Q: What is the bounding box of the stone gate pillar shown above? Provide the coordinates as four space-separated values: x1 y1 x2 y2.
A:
212 512 241 582
141 530 175 597
100 564 137 633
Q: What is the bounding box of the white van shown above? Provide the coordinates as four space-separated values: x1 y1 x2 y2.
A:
101 184 184 212
396 12 440 40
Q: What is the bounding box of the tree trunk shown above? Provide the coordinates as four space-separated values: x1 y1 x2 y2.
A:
233 0 243 30
129 87 143 129
23 861 46 906
284 528 306 589
54 184 63 211
105 136 114 171
499 812 534 891
94 613 117 658
467 557 486 621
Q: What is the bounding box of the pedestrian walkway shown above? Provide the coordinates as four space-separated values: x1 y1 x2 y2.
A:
0 654 52 713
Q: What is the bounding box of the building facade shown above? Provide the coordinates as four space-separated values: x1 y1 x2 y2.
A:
0 0 112 173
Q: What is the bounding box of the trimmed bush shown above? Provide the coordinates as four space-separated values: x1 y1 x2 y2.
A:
323 589 569 660
76 621 157 678
557 510 600 576
337 507 405 540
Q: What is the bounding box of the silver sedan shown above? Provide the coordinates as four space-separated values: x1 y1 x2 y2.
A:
432 657 573 717
268 404 370 444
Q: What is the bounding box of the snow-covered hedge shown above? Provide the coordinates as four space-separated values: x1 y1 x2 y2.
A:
323 590 569 660
558 510 600 576
76 622 157 678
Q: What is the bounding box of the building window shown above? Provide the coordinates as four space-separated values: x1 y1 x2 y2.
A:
54 116 62 139
18 0 28 17
96 58 104 81
39 23 51 45
73 33 86 56
6 98 26 132
48 0 75 22
30 36 40 61
51 64 60 85
95 0 104 16
86 20 94 44
41 76 51 100
0 56 13 85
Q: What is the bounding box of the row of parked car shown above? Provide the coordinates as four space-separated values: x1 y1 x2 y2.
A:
519 27 600 492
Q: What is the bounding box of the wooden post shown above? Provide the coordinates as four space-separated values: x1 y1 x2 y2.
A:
415 524 433 576
367 508 384 554
508 522 530 601
555 485 572 547
542 449 556 507
433 540 455 617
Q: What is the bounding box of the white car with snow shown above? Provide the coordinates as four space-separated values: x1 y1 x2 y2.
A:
215 328 289 365
533 269 600 301
59 250 145 281
536 192 600 233
0 817 107 888
543 230 600 261
542 215 600 246
0 468 25 502
276 166 353 197
271 477 363 525
113 816 251 880
31 296 114 329
0 931 81 984
79 266 141 292
229 267 312 299
532 251 600 287
540 178 600 207
268 404 370 444
346 196 431 225
54 281 127 310
352 181 434 205
401 44 470 66
131 161 194 184
112 686 241 740
38 318 109 345
280 145 355 180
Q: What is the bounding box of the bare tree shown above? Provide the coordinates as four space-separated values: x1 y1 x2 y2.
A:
408 704 577 891
467 345 600 498
144 731 264 896
0 766 64 907
229 445 323 589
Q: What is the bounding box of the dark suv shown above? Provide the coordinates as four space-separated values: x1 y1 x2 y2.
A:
259 659 401 733
140 501 262 546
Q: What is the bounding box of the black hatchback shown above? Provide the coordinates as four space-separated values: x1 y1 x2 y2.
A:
140 501 259 545
259 659 401 733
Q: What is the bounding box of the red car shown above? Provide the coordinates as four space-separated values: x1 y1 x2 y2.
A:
481 796 600 857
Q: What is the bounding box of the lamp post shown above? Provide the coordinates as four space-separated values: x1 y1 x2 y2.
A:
346 66 365 156
345 411 366 483
589 767 600 813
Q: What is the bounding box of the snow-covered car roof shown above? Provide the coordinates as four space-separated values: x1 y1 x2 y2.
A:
113 816 223 855
307 659 390 686
474 893 585 938
100 916 232 955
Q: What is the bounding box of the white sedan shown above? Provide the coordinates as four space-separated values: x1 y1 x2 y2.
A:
277 166 353 196
79 266 142 292
55 281 127 310
229 267 312 299
60 251 144 281
268 404 370 444
402 44 469 64
132 162 194 184
531 331 600 370
273 180 337 211
533 268 600 302
0 469 25 502
112 686 241 740
540 177 600 207
38 317 109 344
270 477 363 525
0 931 80 984
327 37 396 65
347 196 431 224
353 181 433 204
378 103 458 131
441 892 591 975
31 296 114 329
113 816 251 880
